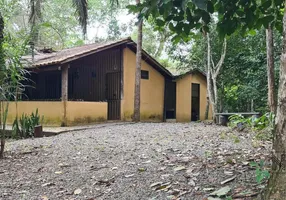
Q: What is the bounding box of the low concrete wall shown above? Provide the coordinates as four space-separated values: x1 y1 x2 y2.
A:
6 101 108 126
7 101 63 126
66 101 107 125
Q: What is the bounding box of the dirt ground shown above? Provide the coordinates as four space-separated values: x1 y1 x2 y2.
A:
0 122 271 200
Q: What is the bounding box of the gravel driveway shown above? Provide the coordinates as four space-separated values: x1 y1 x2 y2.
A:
0 123 271 200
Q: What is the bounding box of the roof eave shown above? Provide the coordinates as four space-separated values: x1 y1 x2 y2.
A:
28 38 133 68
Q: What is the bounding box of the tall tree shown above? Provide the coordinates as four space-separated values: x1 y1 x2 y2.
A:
29 0 42 47
0 12 4 70
133 0 142 122
266 26 276 113
0 11 4 159
264 4 286 198
207 32 227 120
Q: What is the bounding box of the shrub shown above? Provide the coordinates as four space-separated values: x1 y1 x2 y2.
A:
12 108 44 139
229 112 275 131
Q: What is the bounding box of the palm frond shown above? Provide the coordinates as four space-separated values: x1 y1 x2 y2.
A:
72 0 88 36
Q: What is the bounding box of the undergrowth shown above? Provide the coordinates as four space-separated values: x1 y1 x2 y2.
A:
228 112 274 141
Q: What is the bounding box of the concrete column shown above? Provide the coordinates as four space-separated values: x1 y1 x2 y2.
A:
61 64 68 126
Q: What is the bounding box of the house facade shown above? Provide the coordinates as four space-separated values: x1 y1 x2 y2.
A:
175 70 212 122
7 38 211 126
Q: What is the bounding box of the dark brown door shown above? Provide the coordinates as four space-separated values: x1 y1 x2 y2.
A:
191 83 200 121
106 72 121 120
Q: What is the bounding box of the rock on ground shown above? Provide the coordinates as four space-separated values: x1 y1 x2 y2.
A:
0 123 271 200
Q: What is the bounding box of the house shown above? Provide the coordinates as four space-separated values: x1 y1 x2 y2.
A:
7 38 211 126
175 70 212 122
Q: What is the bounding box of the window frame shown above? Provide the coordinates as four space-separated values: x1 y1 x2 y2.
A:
141 70 149 80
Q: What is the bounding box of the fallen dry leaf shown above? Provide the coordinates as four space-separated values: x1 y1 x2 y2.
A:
174 166 186 172
41 183 55 187
220 175 236 185
223 171 234 176
74 188 82 195
124 174 135 178
142 160 151 164
58 163 70 168
203 188 215 191
40 196 49 200
150 182 163 188
210 186 231 197
207 197 222 200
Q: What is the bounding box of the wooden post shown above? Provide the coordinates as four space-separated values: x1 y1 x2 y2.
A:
61 64 68 127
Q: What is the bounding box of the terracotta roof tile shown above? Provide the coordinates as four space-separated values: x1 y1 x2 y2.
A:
22 38 131 67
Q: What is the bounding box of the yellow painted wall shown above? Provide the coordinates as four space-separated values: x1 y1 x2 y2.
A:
7 101 63 126
176 74 192 122
66 101 107 125
191 73 212 120
176 73 212 122
121 48 165 121
7 101 108 126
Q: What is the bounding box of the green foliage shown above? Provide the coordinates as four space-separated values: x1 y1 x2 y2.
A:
30 108 43 127
19 113 33 138
229 112 275 142
128 0 283 42
250 160 270 184
12 109 43 139
229 113 275 132
229 114 252 128
168 27 281 112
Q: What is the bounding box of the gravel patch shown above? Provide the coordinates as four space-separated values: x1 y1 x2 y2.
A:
0 122 271 200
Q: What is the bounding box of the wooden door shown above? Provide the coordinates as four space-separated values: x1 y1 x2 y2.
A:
191 83 200 121
106 72 121 120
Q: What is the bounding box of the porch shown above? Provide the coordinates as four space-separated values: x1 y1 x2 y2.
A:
17 47 123 126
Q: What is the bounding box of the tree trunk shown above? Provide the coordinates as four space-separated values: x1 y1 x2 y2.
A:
206 33 227 123
133 0 143 122
263 3 286 199
206 33 215 119
61 64 68 127
205 98 209 120
0 12 4 159
212 76 218 121
266 26 276 113
0 11 4 73
0 101 3 159
154 34 165 58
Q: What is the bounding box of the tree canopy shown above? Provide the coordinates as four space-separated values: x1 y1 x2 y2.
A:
127 0 284 42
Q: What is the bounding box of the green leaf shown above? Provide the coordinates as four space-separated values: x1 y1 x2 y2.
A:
248 29 256 36
175 22 184 32
207 1 214 13
192 0 207 10
260 0 272 10
184 24 191 35
156 19 165 26
202 11 211 24
162 0 171 4
171 35 181 44
126 5 138 13
169 22 176 32
260 15 275 28
250 161 258 167
174 15 184 21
